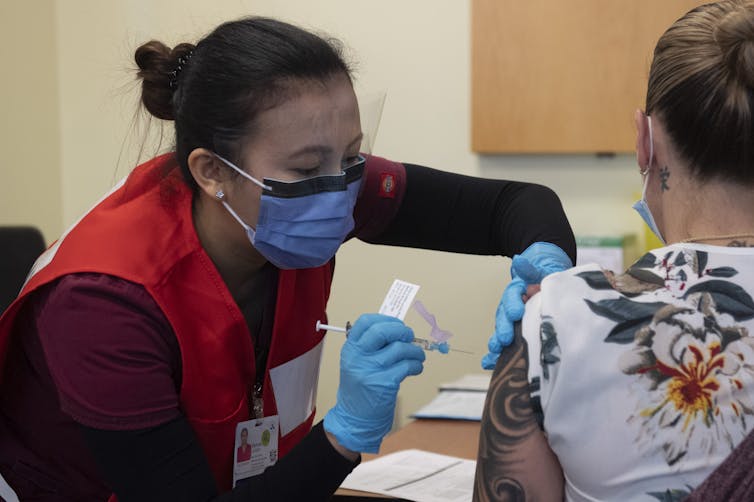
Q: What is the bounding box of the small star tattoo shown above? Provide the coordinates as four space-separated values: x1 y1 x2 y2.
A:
660 166 670 192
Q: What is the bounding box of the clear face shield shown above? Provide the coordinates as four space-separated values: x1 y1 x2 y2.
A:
355 89 386 156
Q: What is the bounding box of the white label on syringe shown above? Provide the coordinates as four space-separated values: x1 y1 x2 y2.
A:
378 279 420 320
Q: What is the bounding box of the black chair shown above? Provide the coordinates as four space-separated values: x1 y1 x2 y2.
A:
0 226 46 315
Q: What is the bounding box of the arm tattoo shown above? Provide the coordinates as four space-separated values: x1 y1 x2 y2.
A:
474 325 540 502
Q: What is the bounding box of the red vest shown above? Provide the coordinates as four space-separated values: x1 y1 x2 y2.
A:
0 154 333 492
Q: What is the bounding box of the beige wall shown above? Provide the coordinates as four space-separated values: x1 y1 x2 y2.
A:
5 0 647 426
0 1 61 243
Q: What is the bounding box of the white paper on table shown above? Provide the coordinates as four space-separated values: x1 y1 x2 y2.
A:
340 449 475 502
438 373 491 392
576 246 624 273
378 279 420 320
411 390 487 421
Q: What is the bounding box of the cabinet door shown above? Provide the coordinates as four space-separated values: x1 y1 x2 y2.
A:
471 0 706 153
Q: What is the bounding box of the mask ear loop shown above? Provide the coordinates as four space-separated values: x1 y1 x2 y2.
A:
212 153 263 238
214 153 272 192
640 115 654 176
220 197 255 235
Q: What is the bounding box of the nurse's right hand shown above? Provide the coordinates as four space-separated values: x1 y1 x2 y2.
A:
482 242 572 370
323 313 425 454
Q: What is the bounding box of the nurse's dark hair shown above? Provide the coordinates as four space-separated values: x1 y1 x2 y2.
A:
134 17 352 189
646 0 754 184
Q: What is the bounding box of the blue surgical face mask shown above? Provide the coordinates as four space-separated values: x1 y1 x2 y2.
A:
215 154 365 269
632 115 665 244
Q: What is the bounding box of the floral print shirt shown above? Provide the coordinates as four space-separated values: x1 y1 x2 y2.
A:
523 243 754 502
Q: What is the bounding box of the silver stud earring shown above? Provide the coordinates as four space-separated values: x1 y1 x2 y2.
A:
215 190 224 200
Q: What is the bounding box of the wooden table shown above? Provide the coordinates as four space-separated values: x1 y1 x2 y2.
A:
335 419 481 498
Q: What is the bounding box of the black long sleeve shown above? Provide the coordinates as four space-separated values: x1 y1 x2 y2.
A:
80 419 358 501
363 163 576 264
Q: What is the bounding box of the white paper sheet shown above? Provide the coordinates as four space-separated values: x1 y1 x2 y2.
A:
576 246 624 272
340 449 475 502
438 373 491 392
411 390 487 421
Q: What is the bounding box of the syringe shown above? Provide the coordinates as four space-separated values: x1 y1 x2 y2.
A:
315 321 473 354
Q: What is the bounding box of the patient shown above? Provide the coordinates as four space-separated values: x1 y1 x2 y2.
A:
474 1 754 500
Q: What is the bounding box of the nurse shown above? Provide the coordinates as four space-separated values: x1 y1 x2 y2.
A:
0 16 574 501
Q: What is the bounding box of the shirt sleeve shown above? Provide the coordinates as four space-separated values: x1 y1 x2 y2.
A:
80 418 358 501
352 155 577 262
350 154 408 241
520 291 550 430
34 273 182 430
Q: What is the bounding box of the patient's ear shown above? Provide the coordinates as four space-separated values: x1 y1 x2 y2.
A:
634 109 651 170
188 148 226 199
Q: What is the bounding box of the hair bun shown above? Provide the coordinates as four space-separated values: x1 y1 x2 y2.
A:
135 40 196 120
716 2 754 89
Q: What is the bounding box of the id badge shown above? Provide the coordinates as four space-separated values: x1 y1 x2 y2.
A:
232 415 279 487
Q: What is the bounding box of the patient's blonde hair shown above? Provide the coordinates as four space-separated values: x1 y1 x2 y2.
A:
647 0 754 183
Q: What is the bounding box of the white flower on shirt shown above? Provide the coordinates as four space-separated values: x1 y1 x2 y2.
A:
620 292 754 466
578 248 754 468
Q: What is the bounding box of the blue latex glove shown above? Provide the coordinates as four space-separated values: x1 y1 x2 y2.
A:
481 242 572 370
324 313 425 453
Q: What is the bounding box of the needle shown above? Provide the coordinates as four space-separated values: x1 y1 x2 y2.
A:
315 321 474 354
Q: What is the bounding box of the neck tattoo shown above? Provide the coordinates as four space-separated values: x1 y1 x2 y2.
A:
660 166 670 192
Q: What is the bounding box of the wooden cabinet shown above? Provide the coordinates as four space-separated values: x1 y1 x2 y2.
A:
471 0 706 153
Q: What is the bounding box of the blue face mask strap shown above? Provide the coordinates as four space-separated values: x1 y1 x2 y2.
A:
639 115 655 202
640 115 654 176
220 198 255 236
214 153 272 191
633 114 665 244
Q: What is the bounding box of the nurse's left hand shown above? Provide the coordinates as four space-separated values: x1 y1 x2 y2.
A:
482 242 572 370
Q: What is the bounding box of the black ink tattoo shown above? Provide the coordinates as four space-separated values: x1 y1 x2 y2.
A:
473 324 563 501
660 166 670 192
